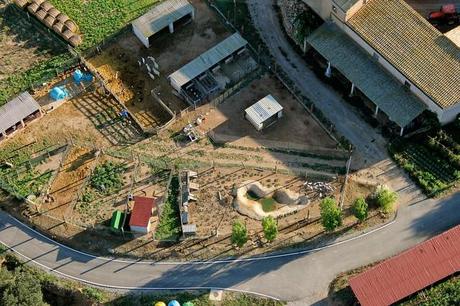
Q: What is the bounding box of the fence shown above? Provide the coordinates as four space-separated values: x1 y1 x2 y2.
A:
36 144 71 206
208 131 348 159
208 1 349 150
69 46 147 135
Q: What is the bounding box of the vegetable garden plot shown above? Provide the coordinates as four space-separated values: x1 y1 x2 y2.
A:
390 125 460 196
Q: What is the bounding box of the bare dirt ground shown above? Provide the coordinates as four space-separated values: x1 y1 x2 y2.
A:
88 0 231 130
0 3 65 81
199 74 339 150
37 147 97 221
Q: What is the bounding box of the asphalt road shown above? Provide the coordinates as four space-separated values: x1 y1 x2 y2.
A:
1 191 459 305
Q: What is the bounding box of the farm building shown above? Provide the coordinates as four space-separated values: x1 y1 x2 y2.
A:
132 0 195 48
129 196 156 234
245 95 283 131
303 0 460 134
349 224 460 306
168 33 248 107
0 92 42 143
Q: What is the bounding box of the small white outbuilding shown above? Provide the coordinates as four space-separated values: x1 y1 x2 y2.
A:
132 0 195 48
245 95 283 131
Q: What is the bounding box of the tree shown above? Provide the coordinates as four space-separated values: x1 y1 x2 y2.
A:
320 197 342 232
374 186 398 213
352 197 368 222
262 216 278 242
231 220 248 247
2 269 46 306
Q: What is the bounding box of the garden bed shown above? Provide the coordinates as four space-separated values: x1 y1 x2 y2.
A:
389 119 460 196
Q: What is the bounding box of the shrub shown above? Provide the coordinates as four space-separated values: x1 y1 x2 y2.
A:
262 216 278 242
1 269 46 306
374 186 398 213
231 220 248 247
320 197 342 232
90 161 125 194
352 197 368 222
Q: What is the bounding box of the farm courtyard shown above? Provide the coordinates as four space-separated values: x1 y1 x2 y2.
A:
0 0 408 261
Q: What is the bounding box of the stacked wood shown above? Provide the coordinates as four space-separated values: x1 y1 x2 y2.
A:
35 9 47 21
40 1 52 11
62 29 73 40
64 20 78 32
27 2 39 13
56 13 69 23
47 8 60 18
22 0 82 47
44 15 55 27
52 22 65 33
69 35 82 47
14 0 29 9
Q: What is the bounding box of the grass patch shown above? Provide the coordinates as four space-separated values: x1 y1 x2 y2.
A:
155 176 181 240
0 53 76 107
49 0 160 50
261 197 276 212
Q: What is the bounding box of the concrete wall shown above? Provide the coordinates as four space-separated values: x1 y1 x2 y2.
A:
130 223 151 234
302 0 369 22
132 23 150 48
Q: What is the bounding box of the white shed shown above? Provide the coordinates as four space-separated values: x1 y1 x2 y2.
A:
132 0 195 48
245 95 283 131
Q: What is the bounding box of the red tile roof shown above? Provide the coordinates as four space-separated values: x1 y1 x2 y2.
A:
129 196 155 227
349 225 460 306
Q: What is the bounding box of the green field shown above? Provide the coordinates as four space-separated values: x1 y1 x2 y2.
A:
49 0 160 50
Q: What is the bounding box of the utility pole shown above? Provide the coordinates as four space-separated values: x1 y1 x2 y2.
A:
339 152 353 210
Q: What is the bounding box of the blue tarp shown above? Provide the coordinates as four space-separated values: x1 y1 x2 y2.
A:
73 69 83 83
73 69 93 84
50 87 68 101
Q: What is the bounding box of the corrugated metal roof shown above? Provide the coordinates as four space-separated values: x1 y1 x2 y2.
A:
132 0 194 38
445 26 460 48
245 95 283 125
0 92 40 132
129 196 155 227
168 33 248 88
348 0 460 109
333 0 359 11
307 23 426 127
349 225 460 306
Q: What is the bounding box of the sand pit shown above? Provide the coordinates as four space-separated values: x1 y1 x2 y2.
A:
233 181 309 220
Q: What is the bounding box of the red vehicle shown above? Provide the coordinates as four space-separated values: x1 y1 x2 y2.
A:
428 4 460 26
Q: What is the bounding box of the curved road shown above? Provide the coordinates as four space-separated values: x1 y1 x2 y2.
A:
1 192 459 305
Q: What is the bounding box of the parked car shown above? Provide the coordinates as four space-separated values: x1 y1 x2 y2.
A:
428 4 460 26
